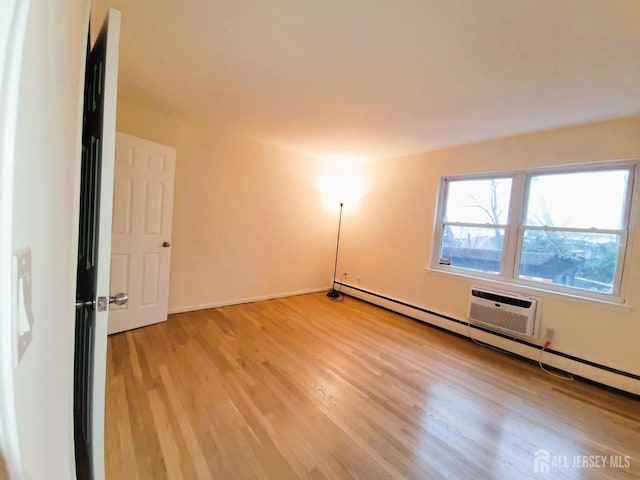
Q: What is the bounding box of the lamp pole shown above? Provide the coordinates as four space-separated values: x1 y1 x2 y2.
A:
327 202 344 298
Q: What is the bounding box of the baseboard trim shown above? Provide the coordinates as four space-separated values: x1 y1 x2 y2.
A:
338 282 640 396
168 287 330 314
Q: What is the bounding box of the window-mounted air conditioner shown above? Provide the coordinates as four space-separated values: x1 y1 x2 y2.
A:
468 287 538 337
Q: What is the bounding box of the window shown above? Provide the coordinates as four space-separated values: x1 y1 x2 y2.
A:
432 163 636 300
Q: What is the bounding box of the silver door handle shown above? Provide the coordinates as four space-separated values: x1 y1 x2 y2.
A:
77 293 128 311
75 299 94 309
109 293 128 305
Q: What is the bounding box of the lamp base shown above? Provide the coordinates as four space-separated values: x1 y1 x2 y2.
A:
326 290 340 299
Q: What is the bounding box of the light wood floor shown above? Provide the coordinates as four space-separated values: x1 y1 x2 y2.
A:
105 293 640 479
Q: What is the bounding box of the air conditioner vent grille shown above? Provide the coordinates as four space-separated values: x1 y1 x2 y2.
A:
469 303 530 334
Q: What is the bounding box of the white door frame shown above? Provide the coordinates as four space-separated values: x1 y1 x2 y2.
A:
0 0 31 477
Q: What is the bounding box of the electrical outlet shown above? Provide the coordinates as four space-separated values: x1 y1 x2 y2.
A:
545 328 555 341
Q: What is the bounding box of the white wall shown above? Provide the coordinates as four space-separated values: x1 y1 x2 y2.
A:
115 101 338 313
4 0 90 478
340 117 640 394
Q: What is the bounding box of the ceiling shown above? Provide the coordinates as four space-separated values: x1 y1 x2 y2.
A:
92 0 640 161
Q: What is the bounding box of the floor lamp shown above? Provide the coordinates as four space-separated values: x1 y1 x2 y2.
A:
327 202 344 298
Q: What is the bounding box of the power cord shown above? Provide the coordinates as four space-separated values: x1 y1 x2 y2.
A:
467 320 573 380
466 319 515 356
539 340 574 381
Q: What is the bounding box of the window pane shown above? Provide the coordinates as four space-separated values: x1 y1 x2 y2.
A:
519 229 620 293
444 178 512 224
525 170 628 229
440 225 505 274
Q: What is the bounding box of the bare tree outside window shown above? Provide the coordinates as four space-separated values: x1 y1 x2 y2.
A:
440 178 511 273
434 166 633 298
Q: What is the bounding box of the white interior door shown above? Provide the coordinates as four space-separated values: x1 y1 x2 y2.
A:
109 132 176 334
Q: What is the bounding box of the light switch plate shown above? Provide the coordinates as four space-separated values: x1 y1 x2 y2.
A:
12 248 34 364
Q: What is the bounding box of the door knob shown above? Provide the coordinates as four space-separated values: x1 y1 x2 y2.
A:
109 293 128 306
75 299 94 309
76 293 127 311
162 241 171 247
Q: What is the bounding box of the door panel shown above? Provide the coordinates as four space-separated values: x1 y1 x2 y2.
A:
142 253 161 304
73 8 120 480
112 176 133 234
109 132 176 334
109 254 130 308
144 181 165 233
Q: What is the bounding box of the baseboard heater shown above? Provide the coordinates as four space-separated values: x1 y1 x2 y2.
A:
468 287 538 337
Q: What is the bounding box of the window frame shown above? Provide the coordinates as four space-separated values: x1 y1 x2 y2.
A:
430 161 638 303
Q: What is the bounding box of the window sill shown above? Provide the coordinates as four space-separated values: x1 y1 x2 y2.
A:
425 266 633 313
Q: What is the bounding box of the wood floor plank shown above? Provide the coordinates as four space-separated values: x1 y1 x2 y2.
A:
105 293 640 479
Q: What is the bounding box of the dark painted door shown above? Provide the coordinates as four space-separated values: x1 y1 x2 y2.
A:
73 21 108 480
